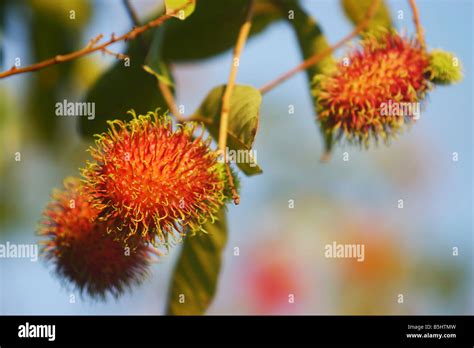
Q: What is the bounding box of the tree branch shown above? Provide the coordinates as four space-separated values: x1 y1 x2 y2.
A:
259 0 381 94
0 0 193 79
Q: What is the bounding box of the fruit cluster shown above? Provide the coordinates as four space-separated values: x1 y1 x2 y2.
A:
38 110 232 298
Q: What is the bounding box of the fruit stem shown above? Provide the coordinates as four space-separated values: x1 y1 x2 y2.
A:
226 163 240 205
408 0 426 49
218 0 255 154
259 0 381 95
218 0 255 205
123 0 185 123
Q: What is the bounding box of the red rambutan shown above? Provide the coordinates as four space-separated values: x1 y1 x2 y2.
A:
313 31 431 147
81 110 230 246
38 177 155 299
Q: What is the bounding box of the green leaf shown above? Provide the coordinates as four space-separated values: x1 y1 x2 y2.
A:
277 0 335 157
341 0 392 33
193 85 263 176
162 0 283 61
164 0 196 20
79 31 168 138
166 208 228 315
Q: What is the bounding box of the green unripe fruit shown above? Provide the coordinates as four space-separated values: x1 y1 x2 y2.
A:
427 49 463 85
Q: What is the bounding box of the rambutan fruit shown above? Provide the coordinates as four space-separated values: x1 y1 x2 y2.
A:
38 177 155 299
313 31 431 147
81 110 231 246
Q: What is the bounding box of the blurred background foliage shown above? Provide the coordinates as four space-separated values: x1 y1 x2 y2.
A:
0 0 472 315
